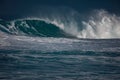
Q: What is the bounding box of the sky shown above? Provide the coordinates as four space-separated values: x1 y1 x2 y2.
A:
0 0 120 20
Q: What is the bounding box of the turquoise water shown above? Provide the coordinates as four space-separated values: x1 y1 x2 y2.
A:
0 19 120 80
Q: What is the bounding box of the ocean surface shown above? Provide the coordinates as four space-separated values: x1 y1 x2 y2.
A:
0 10 120 80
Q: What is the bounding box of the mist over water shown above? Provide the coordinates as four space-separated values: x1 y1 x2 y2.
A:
79 10 120 39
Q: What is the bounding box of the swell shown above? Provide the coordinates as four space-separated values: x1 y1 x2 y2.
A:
0 19 74 38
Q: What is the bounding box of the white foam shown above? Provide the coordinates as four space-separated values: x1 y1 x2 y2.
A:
78 10 120 39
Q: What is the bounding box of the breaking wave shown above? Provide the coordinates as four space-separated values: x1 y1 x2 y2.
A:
0 19 74 38
0 10 120 39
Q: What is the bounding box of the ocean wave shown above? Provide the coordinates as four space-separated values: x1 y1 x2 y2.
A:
0 10 120 39
0 19 74 38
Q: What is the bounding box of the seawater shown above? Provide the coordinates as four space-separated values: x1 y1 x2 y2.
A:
0 36 120 80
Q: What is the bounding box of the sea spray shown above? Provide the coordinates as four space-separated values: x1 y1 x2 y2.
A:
78 10 120 39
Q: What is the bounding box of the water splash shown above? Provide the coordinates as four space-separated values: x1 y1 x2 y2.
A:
78 10 120 39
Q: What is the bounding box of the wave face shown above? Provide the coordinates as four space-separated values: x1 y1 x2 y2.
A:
0 10 120 39
0 19 73 38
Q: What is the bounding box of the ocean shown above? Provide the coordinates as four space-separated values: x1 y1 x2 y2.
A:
0 9 120 80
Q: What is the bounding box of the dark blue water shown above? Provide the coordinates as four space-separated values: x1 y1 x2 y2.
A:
0 50 120 80
0 35 120 80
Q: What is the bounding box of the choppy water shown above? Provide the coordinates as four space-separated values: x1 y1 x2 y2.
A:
0 50 120 80
0 35 120 80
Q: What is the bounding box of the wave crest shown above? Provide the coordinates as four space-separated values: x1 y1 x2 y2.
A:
0 19 74 38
